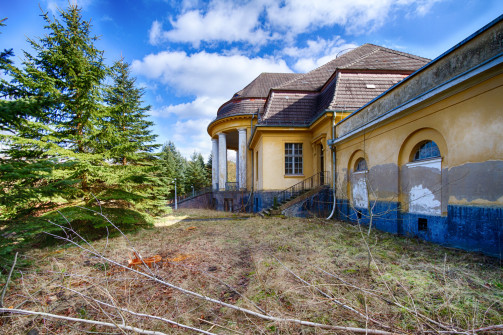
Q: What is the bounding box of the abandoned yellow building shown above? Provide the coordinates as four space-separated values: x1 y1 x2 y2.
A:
205 15 503 257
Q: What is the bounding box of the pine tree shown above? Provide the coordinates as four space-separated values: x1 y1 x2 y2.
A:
0 13 83 220
0 18 46 132
205 154 213 183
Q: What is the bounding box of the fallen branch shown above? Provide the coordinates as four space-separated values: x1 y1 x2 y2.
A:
0 307 169 335
46 231 396 334
315 265 457 332
273 256 391 330
63 286 216 335
0 251 18 308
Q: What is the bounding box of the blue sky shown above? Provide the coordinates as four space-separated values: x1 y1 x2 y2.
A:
2 0 503 159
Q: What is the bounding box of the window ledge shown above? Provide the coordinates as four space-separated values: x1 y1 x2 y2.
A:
407 157 442 168
284 174 305 178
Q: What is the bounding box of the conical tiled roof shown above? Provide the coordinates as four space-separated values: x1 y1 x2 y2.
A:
276 44 429 91
233 73 302 98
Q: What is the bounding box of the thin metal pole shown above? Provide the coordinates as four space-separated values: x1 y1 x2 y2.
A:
174 179 178 210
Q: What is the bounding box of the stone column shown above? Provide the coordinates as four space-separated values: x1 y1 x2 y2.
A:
211 138 219 191
238 128 247 190
218 132 227 191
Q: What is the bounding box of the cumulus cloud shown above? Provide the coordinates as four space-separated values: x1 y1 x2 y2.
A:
151 96 224 119
149 0 441 46
149 21 165 45
131 50 291 99
150 0 273 47
283 37 359 72
266 0 393 36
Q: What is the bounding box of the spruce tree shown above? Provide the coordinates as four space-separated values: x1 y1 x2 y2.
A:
102 58 158 164
0 18 46 132
2 5 107 194
205 154 213 184
186 152 210 192
0 5 112 241
98 58 165 214
160 142 187 197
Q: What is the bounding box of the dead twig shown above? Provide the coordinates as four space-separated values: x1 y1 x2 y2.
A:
0 251 18 308
315 265 457 332
273 256 391 331
45 229 396 334
0 307 174 335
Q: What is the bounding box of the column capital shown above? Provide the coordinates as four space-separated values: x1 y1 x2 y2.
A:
237 128 247 132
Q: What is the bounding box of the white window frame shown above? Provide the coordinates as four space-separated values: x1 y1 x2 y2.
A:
285 143 303 175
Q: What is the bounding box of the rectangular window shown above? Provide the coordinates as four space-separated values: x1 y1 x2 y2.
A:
285 143 303 175
255 151 259 181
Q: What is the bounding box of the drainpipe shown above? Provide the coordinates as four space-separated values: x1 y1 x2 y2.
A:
326 112 337 219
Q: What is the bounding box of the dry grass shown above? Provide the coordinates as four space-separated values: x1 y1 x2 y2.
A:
1 208 502 334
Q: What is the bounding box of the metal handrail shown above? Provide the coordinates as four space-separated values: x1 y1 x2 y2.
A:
274 171 329 205
168 186 212 205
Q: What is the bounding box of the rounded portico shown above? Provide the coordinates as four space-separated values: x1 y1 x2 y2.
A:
208 72 301 192
207 101 258 192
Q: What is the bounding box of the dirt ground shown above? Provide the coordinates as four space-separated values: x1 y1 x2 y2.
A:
1 209 502 334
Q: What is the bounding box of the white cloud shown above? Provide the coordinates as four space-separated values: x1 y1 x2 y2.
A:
266 0 442 35
45 0 93 15
283 37 359 72
171 119 213 159
131 50 291 99
148 20 164 45
151 1 272 47
151 96 224 119
148 0 442 46
266 0 391 36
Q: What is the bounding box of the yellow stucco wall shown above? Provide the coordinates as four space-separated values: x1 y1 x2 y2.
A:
335 72 503 206
248 112 347 191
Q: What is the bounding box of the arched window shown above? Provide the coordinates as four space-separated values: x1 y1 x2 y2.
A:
413 141 440 161
355 158 368 172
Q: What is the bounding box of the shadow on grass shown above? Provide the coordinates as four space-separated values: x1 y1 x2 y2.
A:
0 206 152 277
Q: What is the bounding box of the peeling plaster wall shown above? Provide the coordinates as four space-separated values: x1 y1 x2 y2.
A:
351 172 369 209
332 66 503 257
402 159 442 215
448 160 503 204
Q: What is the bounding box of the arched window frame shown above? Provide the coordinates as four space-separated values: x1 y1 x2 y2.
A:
412 140 441 162
355 158 368 172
